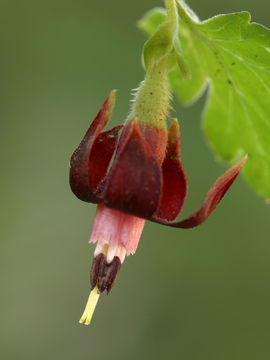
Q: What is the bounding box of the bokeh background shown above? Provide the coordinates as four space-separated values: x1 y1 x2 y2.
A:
1 0 270 359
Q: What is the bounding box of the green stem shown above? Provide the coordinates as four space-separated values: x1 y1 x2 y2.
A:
129 58 170 128
165 0 178 27
176 0 195 26
129 1 182 128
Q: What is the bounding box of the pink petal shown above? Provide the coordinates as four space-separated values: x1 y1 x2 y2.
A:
89 203 145 256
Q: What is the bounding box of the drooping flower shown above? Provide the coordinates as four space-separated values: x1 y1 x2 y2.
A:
69 0 247 325
69 89 246 325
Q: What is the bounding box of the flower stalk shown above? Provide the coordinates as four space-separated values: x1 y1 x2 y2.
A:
130 58 170 129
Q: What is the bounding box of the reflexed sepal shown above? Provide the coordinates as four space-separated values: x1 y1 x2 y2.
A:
153 155 247 228
154 119 187 221
69 91 122 203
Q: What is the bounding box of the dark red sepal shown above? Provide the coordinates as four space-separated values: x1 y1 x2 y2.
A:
152 155 247 228
154 119 187 221
70 91 121 203
103 119 162 219
89 125 123 199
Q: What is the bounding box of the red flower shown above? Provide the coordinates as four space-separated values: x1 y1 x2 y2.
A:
70 91 246 324
70 90 246 227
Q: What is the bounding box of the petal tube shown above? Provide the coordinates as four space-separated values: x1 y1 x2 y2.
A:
70 91 121 203
89 202 146 257
103 119 162 219
154 119 188 221
153 155 247 228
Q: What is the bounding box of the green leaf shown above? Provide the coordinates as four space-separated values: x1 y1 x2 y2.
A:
138 1 270 200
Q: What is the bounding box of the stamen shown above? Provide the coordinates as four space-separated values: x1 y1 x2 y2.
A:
106 242 118 264
116 246 126 264
79 285 100 325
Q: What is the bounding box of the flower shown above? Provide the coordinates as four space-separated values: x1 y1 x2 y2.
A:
69 0 247 325
69 89 246 325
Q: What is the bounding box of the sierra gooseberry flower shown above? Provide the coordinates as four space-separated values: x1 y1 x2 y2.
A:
70 0 247 326
70 89 246 325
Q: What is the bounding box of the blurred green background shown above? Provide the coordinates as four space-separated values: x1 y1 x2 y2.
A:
1 0 270 359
